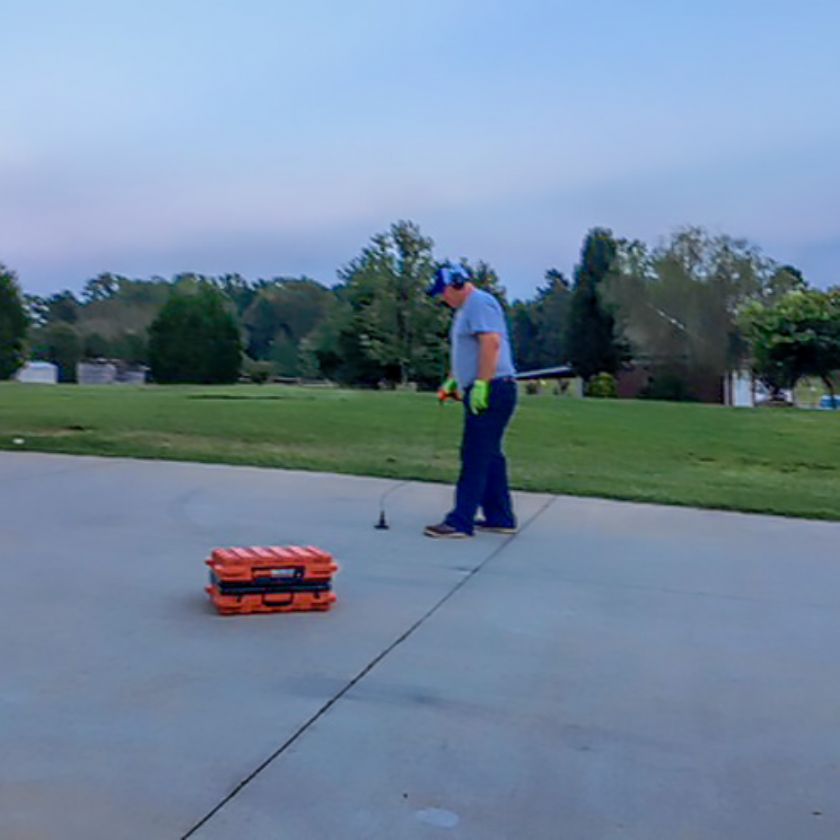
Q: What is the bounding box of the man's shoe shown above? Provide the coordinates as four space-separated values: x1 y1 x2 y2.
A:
424 522 471 539
474 519 518 535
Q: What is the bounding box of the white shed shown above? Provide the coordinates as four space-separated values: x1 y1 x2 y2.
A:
15 361 58 384
77 361 118 385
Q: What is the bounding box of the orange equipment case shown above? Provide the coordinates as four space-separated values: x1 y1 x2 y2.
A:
207 545 338 584
206 587 337 615
205 545 339 615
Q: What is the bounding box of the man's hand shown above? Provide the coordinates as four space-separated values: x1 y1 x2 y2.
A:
437 377 460 403
469 379 490 414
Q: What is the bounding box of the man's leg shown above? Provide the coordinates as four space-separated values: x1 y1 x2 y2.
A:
445 380 515 534
444 409 493 534
479 381 517 527
480 453 516 528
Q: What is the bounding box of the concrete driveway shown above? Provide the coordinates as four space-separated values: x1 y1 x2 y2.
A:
2 452 840 839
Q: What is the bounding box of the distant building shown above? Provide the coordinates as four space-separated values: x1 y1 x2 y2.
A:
516 360 801 406
76 360 148 385
15 361 58 384
120 369 147 385
77 361 118 385
616 360 724 404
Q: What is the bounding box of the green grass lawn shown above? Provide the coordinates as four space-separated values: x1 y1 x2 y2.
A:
2 382 839 520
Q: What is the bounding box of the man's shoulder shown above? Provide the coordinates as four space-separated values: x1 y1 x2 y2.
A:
469 288 502 311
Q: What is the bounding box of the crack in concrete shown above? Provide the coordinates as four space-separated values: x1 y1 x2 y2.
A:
181 493 558 838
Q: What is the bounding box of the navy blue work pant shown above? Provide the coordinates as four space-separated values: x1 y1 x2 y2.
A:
445 377 517 535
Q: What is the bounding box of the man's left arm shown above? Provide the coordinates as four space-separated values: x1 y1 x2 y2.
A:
477 332 501 382
470 332 501 413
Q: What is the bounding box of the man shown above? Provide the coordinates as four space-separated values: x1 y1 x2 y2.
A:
424 264 518 538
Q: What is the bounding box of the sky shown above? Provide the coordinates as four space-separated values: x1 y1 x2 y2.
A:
2 0 839 299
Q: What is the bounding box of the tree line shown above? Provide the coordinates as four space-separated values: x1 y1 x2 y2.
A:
1 220 838 399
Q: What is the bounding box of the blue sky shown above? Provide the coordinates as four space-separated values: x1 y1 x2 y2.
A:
2 0 839 298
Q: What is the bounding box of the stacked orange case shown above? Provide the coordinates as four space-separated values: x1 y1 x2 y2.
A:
205 545 339 615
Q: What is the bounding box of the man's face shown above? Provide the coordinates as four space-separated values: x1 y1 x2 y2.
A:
442 285 461 309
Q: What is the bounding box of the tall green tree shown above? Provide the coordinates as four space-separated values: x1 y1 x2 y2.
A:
602 228 803 400
510 300 540 371
332 220 448 386
24 294 49 327
82 332 112 359
0 264 29 380
511 270 572 371
566 228 627 382
111 331 148 365
741 289 840 399
72 277 169 364
45 290 80 324
148 285 242 383
242 278 332 375
210 273 258 316
532 270 572 366
81 273 122 304
31 323 82 382
456 258 508 306
299 293 351 380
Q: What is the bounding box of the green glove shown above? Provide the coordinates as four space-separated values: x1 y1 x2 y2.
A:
438 377 459 402
469 379 490 414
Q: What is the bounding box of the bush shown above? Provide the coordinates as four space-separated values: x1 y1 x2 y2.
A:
587 372 618 398
148 286 242 384
524 381 540 395
243 358 273 384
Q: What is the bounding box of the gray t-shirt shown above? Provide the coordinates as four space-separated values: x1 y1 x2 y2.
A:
451 289 516 389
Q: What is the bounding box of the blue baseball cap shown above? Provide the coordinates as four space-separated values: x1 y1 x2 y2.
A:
426 264 470 297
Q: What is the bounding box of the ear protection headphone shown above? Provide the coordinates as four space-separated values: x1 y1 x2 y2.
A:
428 263 472 298
444 264 470 289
